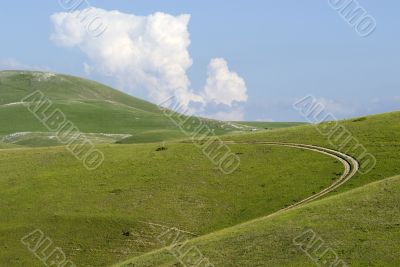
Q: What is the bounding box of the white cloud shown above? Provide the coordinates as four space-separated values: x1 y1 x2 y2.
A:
203 58 248 106
207 109 246 121
50 8 248 119
51 9 197 107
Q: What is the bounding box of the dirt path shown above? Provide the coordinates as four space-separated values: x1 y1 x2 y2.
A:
224 141 359 211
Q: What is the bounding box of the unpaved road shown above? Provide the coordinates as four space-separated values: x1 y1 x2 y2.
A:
224 141 360 212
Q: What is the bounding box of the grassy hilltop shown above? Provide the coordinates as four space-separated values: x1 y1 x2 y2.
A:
0 71 235 145
0 71 303 146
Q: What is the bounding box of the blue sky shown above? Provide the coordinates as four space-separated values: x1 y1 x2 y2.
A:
0 1 399 121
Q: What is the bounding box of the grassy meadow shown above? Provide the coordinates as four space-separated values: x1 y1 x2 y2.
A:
225 112 400 196
0 71 295 146
121 175 400 266
0 142 341 266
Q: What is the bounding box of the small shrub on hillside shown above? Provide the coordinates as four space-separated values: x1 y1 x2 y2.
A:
352 117 367 122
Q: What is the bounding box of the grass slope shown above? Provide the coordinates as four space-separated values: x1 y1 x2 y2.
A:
0 71 300 146
0 143 341 266
115 111 400 266
0 71 185 144
225 111 400 197
121 175 400 266
232 121 307 130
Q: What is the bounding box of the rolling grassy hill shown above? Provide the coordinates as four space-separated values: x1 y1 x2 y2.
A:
225 111 400 197
120 175 400 266
0 71 225 145
1 111 399 266
112 111 400 266
0 71 300 146
0 142 342 266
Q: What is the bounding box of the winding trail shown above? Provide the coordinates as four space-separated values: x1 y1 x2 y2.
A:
113 141 360 267
224 141 359 211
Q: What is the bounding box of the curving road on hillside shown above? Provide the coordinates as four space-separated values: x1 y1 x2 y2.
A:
224 141 360 212
113 141 360 267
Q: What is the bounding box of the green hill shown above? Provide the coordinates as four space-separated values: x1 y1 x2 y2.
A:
0 142 342 266
1 111 399 266
119 175 400 266
0 71 301 146
114 111 400 266
225 111 400 196
0 71 232 145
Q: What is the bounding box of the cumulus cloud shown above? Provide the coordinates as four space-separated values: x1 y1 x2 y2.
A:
50 8 248 119
208 109 246 121
203 58 248 106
